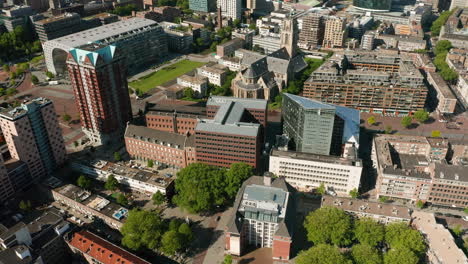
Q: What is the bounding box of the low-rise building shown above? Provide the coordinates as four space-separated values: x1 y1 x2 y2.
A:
269 149 362 196
71 159 175 195
66 230 150 264
225 176 295 261
217 38 244 57
322 196 411 224
161 22 194 54
426 71 457 114
52 184 128 230
218 56 241 71
176 74 208 97
412 211 468 264
125 124 197 169
197 63 229 86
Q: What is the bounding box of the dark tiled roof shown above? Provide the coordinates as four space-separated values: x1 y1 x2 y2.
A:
125 124 195 149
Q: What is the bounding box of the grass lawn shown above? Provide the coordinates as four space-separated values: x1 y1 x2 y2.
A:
129 60 207 92
29 55 44 64
110 192 120 199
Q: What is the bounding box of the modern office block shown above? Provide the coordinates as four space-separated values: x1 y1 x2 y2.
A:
189 0 216 12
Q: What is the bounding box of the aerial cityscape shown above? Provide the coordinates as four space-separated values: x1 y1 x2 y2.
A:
0 0 467 263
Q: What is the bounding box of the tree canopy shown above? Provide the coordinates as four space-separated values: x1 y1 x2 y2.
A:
296 244 351 264
367 116 376 126
0 26 41 61
121 209 165 250
401 116 412 128
161 230 184 256
304 206 353 246
354 218 385 247
385 222 426 256
77 175 91 189
112 4 137 16
152 191 165 206
413 109 429 123
174 162 253 213
349 188 359 199
431 10 453 36
351 244 382 264
224 162 253 199
105 175 119 191
434 40 453 55
383 247 419 264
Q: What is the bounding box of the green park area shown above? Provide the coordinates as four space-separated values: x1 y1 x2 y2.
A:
129 59 207 92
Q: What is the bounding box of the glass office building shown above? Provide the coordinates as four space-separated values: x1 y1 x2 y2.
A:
353 0 392 12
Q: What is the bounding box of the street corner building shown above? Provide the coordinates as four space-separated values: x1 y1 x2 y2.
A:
225 176 296 261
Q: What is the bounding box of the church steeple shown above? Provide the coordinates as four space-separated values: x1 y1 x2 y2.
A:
280 18 298 58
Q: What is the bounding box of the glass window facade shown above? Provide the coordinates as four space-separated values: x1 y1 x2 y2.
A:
353 0 392 11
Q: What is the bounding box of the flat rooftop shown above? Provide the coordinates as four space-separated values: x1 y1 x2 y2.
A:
44 18 157 48
0 97 51 120
207 96 267 110
271 149 361 166
125 124 194 149
322 196 411 220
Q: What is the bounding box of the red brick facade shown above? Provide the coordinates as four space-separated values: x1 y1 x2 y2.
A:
272 236 292 261
146 113 199 135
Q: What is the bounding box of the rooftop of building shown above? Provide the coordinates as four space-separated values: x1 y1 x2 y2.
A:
226 176 295 237
433 163 468 183
284 93 335 110
146 104 206 117
82 12 117 20
271 149 361 166
69 43 118 66
177 74 207 85
195 116 260 137
0 245 33 264
322 196 411 220
0 97 52 120
218 38 244 47
53 184 128 223
125 124 194 149
182 17 209 26
207 96 267 110
35 12 80 24
68 230 150 264
412 211 468 264
44 18 157 48
198 63 228 74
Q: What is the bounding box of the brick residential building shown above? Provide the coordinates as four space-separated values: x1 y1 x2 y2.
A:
426 71 457 114
195 96 267 169
145 104 206 135
304 51 427 116
67 230 150 264
322 17 346 48
0 98 66 182
225 176 295 261
298 13 324 50
0 156 13 204
125 124 197 169
67 43 132 145
217 38 245 57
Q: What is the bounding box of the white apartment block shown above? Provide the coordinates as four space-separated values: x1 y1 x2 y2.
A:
217 0 242 21
197 64 228 86
176 74 208 96
269 150 362 195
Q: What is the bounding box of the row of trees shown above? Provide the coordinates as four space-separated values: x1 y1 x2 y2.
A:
173 162 253 213
433 40 458 81
111 4 137 16
431 10 453 36
121 209 193 256
0 26 42 62
297 207 426 264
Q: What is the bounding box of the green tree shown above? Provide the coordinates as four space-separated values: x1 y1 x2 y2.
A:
19 200 32 211
416 200 425 209
169 219 183 231
15 68 23 76
233 19 241 28
223 254 233 264
152 191 165 206
296 244 351 264
367 116 376 126
161 230 183 256
183 87 195 99
114 152 121 161
413 109 429 123
112 4 137 16
385 222 426 256
384 247 419 264
349 188 359 199
62 114 71 122
464 207 468 214
31 74 38 84
434 40 453 55
210 41 218 51
274 94 282 105
452 224 462 237
431 10 453 36
117 193 128 206
121 209 165 250
304 206 353 246
10 72 16 79
3 64 10 72
74 141 79 147
147 159 154 168
351 244 383 264
224 162 253 199
384 125 392 134
105 175 119 191
77 175 91 189
46 71 54 79
6 88 16 95
401 116 412 128
316 182 326 195
178 222 193 247
379 196 389 203
440 66 459 81
174 163 227 213
354 218 385 247
248 23 256 30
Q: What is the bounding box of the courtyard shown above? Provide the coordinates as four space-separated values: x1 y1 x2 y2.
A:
129 59 207 92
